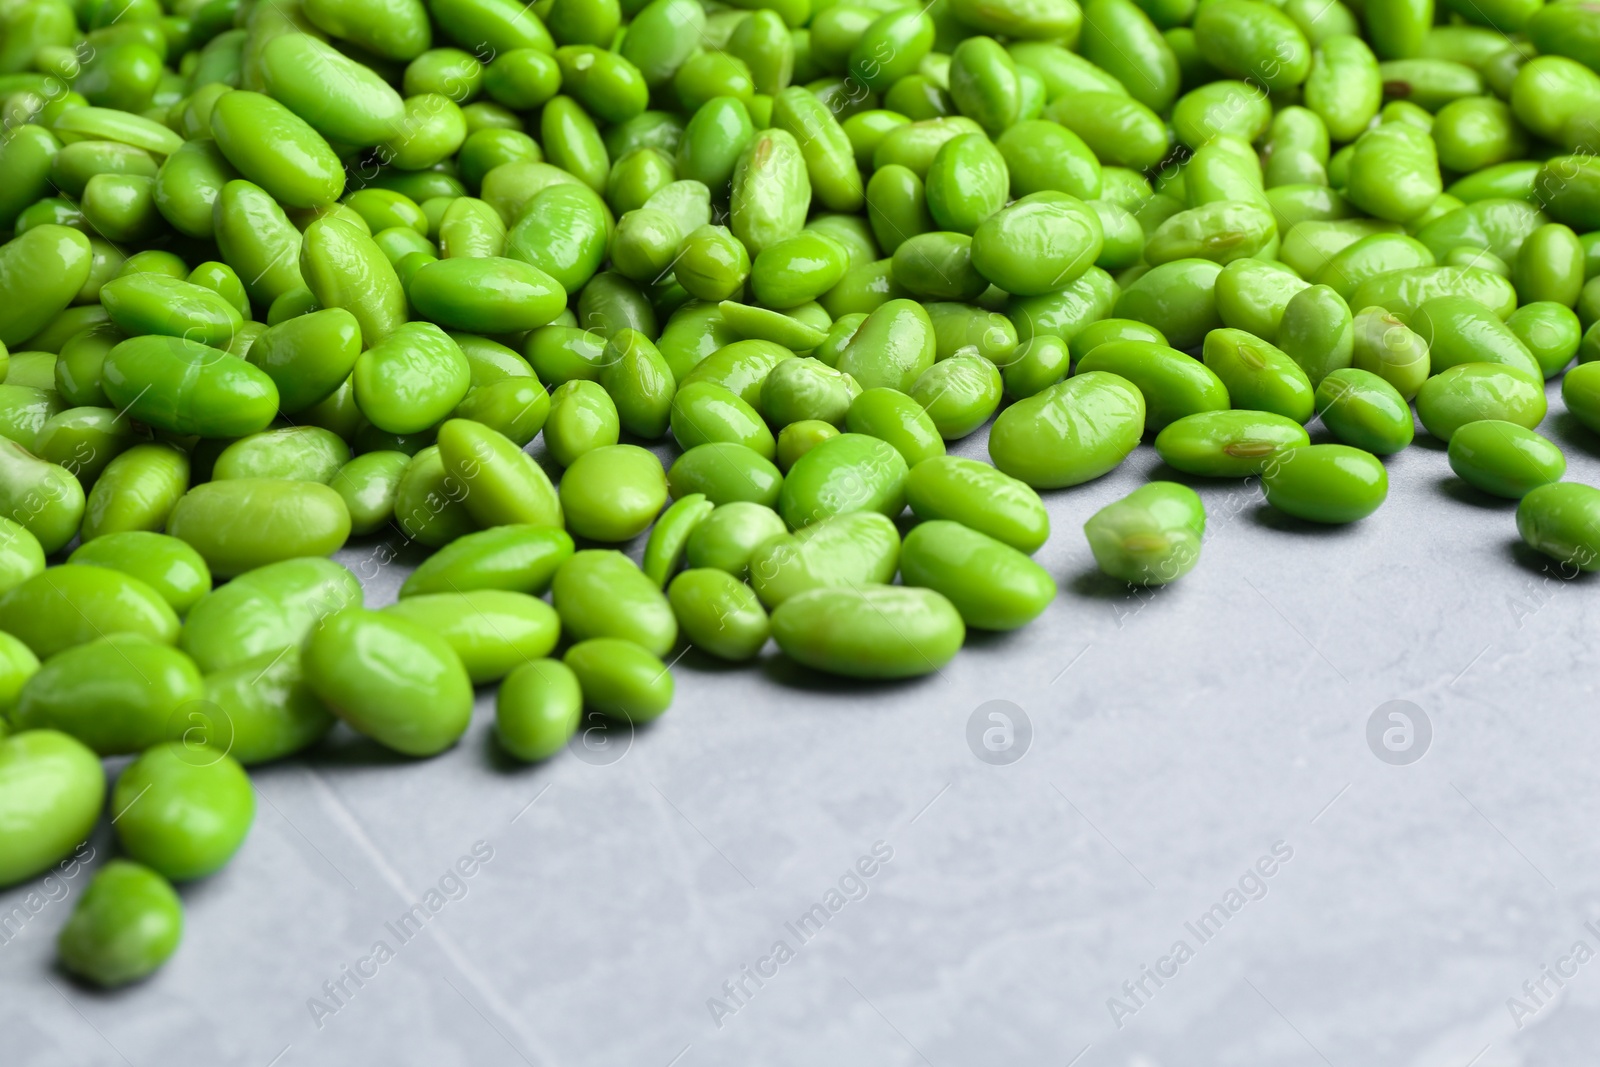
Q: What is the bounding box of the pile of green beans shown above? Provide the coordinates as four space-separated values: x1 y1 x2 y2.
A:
3 0 1600 986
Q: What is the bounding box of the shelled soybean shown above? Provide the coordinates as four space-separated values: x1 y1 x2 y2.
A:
5 0 1600 986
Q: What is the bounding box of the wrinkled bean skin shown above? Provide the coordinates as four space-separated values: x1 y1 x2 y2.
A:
989 372 1145 488
1083 481 1206 585
771 584 965 679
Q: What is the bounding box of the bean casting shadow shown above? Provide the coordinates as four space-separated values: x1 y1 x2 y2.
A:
480 729 538 776
1508 538 1598 581
673 646 755 676
759 652 942 695
1143 460 1215 490
1551 411 1600 456
1436 474 1516 511
1408 432 1449 453
1069 568 1141 600
305 727 425 770
959 628 1023 652
1249 503 1370 537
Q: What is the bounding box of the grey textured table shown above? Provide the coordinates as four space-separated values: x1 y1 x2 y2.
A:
5 375 1599 1067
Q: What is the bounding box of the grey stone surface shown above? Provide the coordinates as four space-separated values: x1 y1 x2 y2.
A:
4 383 1598 1067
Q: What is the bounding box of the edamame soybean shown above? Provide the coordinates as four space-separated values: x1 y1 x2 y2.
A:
900 520 1055 629
560 444 667 540
1314 368 1416 455
1077 340 1231 433
1262 444 1388 523
685 502 788 578
0 729 104 887
13 634 201 755
0 564 178 659
777 432 907 528
166 479 351 578
384 590 560 683
68 532 210 614
303 609 474 757
198 648 335 766
1153 410 1311 477
552 550 677 656
1083 481 1205 585
496 659 582 761
564 638 674 722
8 0 1600 980
1518 482 1600 571
112 743 254 881
1414 362 1547 441
989 372 1144 487
668 568 770 661
771 584 964 679
1448 420 1565 499
403 525 575 598
57 861 182 988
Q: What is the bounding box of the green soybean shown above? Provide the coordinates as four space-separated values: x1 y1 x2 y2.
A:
384 590 560 684
668 442 784 508
989 372 1145 487
771 584 964 679
844 387 946 467
686 502 788 579
1447 420 1565 500
213 427 350 485
544 379 621 467
900 520 1055 629
1350 305 1431 399
1411 296 1541 382
1261 443 1388 523
180 558 361 674
436 418 563 529
904 455 1049 553
551 549 677 656
560 444 667 540
1153 410 1311 477
112 742 254 881
564 638 674 722
1078 340 1230 433
14 634 200 755
1415 362 1547 441
1314 368 1415 455
166 479 351 579
668 567 770 661
1517 482 1600 571
672 381 777 459
748 510 900 608
495 659 583 761
102 335 278 439
57 861 182 988
1083 481 1206 585
643 494 715 588
1507 302 1582 379
0 564 178 660
777 431 907 528
0 729 105 888
303 608 474 757
908 352 1003 439
197 648 335 766
67 532 210 615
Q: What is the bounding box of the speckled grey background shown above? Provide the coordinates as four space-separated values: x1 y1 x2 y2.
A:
4 375 1598 1067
